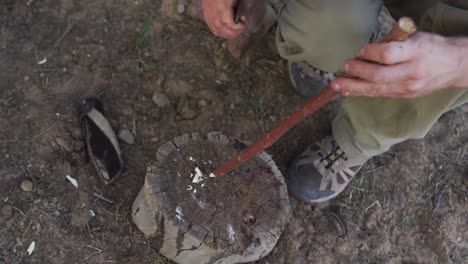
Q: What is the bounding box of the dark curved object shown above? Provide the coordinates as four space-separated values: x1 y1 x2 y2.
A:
79 97 123 184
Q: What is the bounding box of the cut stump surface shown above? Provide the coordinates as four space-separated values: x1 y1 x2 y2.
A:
132 132 290 264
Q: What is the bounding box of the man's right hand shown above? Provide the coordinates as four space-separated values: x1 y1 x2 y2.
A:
202 0 246 39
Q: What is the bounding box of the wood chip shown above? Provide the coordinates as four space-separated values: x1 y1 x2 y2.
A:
27 241 35 255
66 175 78 188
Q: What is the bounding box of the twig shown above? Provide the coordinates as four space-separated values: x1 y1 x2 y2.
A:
365 200 381 211
92 192 114 204
26 123 56 141
84 245 103 261
10 206 25 216
53 24 74 48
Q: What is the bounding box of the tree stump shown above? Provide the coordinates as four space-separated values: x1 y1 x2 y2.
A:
132 132 290 264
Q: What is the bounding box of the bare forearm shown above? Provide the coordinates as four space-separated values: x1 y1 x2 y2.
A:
452 37 468 88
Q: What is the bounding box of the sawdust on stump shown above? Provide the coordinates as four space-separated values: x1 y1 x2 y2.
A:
132 132 290 264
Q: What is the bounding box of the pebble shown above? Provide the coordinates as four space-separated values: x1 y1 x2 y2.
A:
69 127 83 140
20 179 34 192
55 137 70 150
118 129 135 145
121 105 135 116
177 97 199 120
199 89 218 102
177 4 185 14
0 204 13 220
165 80 193 97
198 99 207 107
217 73 229 81
463 105 468 113
152 91 171 108
74 141 85 152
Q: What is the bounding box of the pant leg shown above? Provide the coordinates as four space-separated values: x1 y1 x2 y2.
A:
333 0 468 159
276 0 381 73
333 89 468 158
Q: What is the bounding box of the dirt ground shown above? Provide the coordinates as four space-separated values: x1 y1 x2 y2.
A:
0 0 467 263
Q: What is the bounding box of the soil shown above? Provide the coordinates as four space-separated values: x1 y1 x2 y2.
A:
0 0 466 263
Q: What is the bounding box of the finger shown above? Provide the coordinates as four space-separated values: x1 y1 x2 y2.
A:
345 59 419 83
331 78 411 98
356 41 415 65
212 19 225 36
219 28 241 39
221 10 245 31
213 18 241 39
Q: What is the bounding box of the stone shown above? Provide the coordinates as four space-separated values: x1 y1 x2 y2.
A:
118 129 135 145
177 4 185 14
152 91 171 108
197 99 207 107
71 192 92 226
121 105 135 116
74 141 85 152
20 179 34 192
165 80 193 97
463 104 468 113
199 89 219 102
217 73 229 81
69 127 83 140
55 137 70 150
0 204 13 220
177 96 199 120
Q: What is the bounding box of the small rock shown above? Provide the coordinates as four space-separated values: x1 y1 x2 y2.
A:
157 75 165 86
55 137 70 150
74 141 85 152
217 73 229 81
0 204 13 220
198 99 208 107
118 130 135 145
69 128 83 140
20 179 34 192
152 91 171 108
121 105 135 116
463 105 468 113
177 96 199 120
177 4 185 14
199 89 218 102
165 80 193 97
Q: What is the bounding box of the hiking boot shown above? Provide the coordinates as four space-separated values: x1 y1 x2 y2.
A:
287 136 369 203
287 6 396 97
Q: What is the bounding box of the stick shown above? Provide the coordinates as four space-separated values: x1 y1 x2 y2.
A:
213 17 416 176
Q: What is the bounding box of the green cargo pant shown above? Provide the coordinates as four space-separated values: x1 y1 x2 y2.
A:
277 0 468 158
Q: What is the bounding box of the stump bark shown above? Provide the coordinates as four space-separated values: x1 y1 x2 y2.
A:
132 132 290 264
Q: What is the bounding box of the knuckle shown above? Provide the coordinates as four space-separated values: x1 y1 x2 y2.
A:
402 82 419 93
409 66 425 80
213 30 223 37
380 48 396 64
371 72 386 83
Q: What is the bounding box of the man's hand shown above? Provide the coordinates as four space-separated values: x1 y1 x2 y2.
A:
202 0 246 39
331 32 468 98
